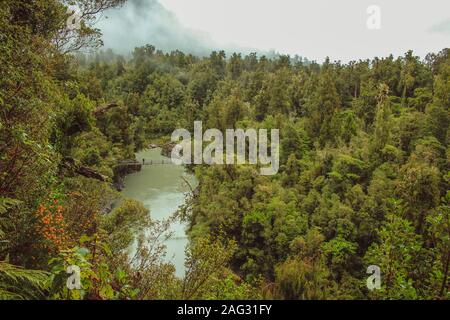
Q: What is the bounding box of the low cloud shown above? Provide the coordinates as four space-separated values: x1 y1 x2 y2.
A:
97 0 259 56
97 0 218 55
429 18 450 35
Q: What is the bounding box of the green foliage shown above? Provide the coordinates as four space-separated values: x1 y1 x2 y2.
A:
101 199 149 253
274 229 331 300
364 200 425 299
0 261 49 300
183 49 449 300
426 192 450 299
182 235 243 299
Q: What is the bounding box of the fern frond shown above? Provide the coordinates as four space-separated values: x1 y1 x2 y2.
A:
0 198 21 250
0 198 22 215
0 261 49 300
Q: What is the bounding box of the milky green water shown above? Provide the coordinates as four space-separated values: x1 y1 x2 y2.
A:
121 148 197 278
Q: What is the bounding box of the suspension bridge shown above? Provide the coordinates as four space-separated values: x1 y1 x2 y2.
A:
116 159 177 166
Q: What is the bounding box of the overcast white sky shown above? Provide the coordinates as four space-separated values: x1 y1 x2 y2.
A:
157 0 449 61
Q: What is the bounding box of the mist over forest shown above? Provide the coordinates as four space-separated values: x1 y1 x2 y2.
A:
98 0 264 57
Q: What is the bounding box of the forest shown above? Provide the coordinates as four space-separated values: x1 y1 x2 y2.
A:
0 0 449 300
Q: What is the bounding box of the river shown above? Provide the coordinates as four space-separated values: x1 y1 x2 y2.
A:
120 148 197 278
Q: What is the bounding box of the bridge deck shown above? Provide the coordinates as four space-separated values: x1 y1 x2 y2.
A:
118 160 175 166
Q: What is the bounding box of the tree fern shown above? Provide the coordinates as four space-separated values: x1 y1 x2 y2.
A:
0 261 49 300
0 197 21 237
0 198 49 300
0 197 21 253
